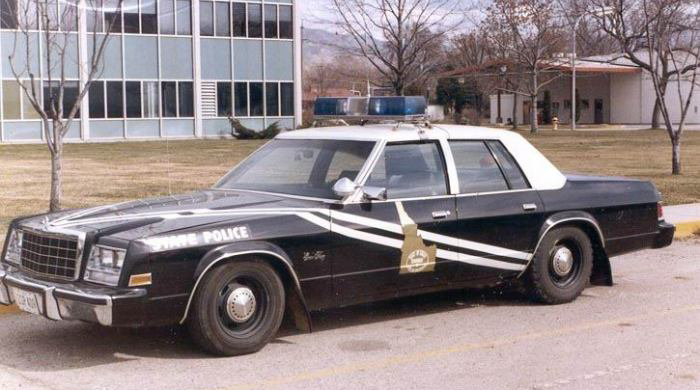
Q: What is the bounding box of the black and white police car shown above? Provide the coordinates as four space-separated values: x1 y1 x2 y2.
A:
0 97 675 356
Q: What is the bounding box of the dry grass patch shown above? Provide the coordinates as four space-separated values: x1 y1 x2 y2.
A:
1 129 699 244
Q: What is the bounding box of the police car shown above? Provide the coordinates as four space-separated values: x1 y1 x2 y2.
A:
0 97 675 356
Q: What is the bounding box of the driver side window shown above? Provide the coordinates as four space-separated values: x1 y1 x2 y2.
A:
366 142 448 199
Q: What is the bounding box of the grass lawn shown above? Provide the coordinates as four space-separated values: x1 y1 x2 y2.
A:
1 129 699 242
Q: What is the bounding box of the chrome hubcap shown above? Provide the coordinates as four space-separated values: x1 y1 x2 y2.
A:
225 286 257 323
551 247 574 277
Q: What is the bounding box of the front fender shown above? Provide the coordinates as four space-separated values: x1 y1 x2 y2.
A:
181 240 312 331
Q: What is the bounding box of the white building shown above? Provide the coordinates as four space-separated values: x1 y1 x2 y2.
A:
489 55 700 126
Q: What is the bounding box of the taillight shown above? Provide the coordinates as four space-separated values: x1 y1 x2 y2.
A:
657 202 664 220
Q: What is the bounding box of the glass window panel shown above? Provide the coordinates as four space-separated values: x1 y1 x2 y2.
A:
60 0 78 31
249 82 263 116
158 0 174 34
1 0 18 29
234 82 247 117
18 0 40 30
123 0 139 33
141 0 157 33
232 2 245 37
106 81 123 118
215 1 229 36
178 81 193 117
367 142 448 199
22 81 40 119
44 0 59 30
217 82 231 117
143 81 159 117
280 82 294 116
175 0 190 35
161 81 177 117
449 141 509 193
86 4 103 32
125 81 141 118
88 81 105 118
42 81 58 114
264 4 277 38
279 5 292 39
265 82 278 117
486 141 530 190
42 81 80 118
199 1 213 36
247 3 261 38
2 81 21 119
104 0 122 32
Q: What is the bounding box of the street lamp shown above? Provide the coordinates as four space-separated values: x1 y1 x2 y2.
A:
497 65 507 124
571 7 614 131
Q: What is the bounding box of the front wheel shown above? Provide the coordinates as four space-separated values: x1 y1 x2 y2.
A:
188 259 286 356
526 227 593 304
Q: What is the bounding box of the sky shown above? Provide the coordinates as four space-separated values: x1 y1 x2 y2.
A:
299 0 333 26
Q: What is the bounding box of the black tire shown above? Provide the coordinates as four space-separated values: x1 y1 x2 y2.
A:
188 259 286 356
526 226 593 304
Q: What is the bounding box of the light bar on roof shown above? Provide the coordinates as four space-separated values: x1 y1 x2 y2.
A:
314 96 427 121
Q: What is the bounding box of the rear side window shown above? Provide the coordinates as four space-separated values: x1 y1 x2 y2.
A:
486 141 530 190
449 141 508 194
367 142 448 199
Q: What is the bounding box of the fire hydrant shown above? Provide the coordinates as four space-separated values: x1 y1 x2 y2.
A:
552 117 559 130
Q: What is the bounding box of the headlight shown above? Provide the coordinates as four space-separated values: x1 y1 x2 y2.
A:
84 245 126 286
4 229 23 266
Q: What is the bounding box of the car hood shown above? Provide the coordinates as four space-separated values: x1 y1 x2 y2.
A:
18 190 330 242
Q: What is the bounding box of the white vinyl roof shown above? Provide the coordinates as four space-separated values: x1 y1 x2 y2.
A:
278 124 567 191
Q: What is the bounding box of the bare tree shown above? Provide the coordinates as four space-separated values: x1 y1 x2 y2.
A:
329 0 462 96
6 0 123 211
592 0 700 175
485 0 566 133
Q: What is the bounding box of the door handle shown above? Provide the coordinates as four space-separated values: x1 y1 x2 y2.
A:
432 210 452 219
523 203 538 212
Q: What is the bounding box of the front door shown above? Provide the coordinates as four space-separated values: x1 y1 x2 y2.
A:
595 99 604 124
331 141 457 305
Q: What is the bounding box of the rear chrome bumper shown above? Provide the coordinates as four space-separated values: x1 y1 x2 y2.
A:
0 265 146 326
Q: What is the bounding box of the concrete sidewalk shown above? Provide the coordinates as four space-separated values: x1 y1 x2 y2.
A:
665 203 700 238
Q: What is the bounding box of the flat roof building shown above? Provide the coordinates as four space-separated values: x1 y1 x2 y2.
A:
0 0 301 143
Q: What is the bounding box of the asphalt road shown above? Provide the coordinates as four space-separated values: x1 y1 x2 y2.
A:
1 240 699 390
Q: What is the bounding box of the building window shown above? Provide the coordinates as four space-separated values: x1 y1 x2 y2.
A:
87 4 104 32
265 82 278 117
280 82 294 116
217 82 232 117
199 1 213 36
2 80 21 120
60 0 78 32
125 81 142 118
141 0 158 33
161 81 177 117
106 81 123 118
248 3 261 38
159 0 174 34
22 81 40 119
264 4 277 39
279 5 292 39
249 82 263 116
89 81 105 118
105 0 122 33
178 81 194 117
215 1 229 37
176 0 191 35
123 0 140 33
43 81 80 118
1 0 18 29
232 2 245 37
234 82 247 116
143 81 160 117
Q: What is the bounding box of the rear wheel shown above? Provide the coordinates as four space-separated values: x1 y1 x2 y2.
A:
188 259 285 356
526 227 593 304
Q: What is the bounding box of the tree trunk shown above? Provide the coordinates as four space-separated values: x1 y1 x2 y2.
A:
671 135 681 175
49 132 63 212
651 99 661 129
511 93 518 130
530 94 538 134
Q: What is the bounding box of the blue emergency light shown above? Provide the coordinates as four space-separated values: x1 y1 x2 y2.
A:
313 96 427 121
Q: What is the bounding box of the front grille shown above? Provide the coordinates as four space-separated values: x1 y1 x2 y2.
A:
20 230 81 280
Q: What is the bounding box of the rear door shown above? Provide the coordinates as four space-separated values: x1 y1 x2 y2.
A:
446 140 544 281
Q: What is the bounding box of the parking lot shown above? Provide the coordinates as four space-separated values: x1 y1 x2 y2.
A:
0 240 698 390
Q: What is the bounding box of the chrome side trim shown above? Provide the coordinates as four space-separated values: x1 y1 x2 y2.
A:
179 250 303 324
517 216 605 278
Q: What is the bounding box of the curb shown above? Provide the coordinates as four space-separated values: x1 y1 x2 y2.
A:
675 221 700 239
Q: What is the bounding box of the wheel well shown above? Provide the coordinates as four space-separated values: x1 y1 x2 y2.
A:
553 221 612 287
194 253 313 332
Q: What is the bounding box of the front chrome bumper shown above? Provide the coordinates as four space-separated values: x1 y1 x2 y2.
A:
0 265 146 326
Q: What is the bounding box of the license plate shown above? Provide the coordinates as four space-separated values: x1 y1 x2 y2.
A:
11 288 41 315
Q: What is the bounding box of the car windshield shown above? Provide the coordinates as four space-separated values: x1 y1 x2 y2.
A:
215 139 376 199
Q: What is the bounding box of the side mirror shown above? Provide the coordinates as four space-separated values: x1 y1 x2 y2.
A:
362 186 387 201
333 177 357 198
